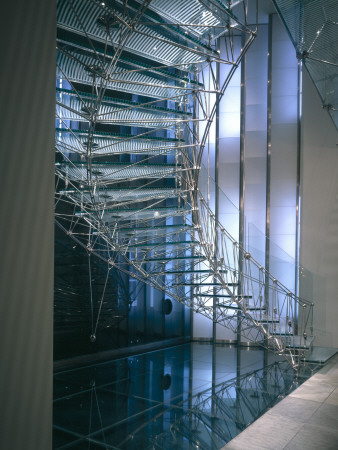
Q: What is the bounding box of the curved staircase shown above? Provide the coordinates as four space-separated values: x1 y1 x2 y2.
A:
55 0 314 368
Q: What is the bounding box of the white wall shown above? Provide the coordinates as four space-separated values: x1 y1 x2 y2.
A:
300 69 338 348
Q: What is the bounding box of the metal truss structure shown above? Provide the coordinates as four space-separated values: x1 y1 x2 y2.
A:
56 0 314 368
272 0 338 130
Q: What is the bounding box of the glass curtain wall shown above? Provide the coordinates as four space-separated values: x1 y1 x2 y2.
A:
193 13 302 342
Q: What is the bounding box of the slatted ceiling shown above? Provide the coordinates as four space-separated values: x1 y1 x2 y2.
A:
57 50 186 99
57 0 210 66
56 163 181 182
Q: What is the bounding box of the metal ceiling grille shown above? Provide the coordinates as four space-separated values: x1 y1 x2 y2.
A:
273 0 338 129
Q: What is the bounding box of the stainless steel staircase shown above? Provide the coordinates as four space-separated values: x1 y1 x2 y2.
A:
55 0 314 368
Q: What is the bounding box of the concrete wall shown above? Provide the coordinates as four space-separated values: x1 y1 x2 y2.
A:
0 0 54 448
300 70 338 348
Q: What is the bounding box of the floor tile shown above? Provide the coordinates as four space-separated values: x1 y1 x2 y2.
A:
267 396 321 423
284 423 338 450
289 380 335 402
223 413 303 449
325 387 338 406
307 402 338 430
224 352 338 450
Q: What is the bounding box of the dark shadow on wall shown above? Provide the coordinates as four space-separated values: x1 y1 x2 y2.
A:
54 226 190 363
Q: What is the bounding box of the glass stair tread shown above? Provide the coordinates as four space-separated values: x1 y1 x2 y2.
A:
56 35 203 87
57 50 188 100
105 214 194 222
56 98 187 128
97 208 190 214
58 161 182 167
239 316 280 324
303 346 337 364
142 256 205 262
271 332 294 336
56 132 182 156
56 136 180 156
164 269 231 275
57 162 182 181
57 0 217 66
217 305 265 311
128 240 199 248
172 282 238 286
198 294 253 298
149 0 233 42
276 335 314 349
92 209 190 220
65 188 181 204
64 186 180 193
56 128 184 143
56 87 193 116
117 223 194 231
58 0 218 59
118 227 194 234
133 0 220 53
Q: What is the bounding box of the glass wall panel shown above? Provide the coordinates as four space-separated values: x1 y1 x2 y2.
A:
269 14 298 293
244 24 268 243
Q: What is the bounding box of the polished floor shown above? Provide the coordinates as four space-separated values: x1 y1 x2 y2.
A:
223 352 338 450
53 342 317 449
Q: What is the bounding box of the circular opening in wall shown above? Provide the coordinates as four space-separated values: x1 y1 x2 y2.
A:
163 298 173 315
160 374 171 390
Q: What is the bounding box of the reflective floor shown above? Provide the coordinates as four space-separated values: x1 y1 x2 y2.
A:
53 343 317 449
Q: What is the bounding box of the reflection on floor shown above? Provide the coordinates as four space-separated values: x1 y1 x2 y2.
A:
53 343 318 449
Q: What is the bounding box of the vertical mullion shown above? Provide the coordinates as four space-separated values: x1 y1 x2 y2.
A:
237 32 246 345
295 60 302 334
265 15 273 312
213 39 220 343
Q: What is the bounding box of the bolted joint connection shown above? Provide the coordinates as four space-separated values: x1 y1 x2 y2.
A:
296 50 309 60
